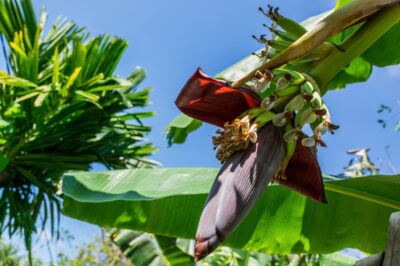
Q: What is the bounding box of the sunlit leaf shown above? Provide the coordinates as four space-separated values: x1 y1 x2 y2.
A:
336 0 400 67
62 169 400 254
327 57 372 90
0 0 156 256
0 71 37 87
362 24 400 67
165 114 202 146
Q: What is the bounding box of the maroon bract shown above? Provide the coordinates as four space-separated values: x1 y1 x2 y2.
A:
176 68 261 127
281 139 327 203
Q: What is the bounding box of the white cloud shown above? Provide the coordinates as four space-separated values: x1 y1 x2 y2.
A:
387 65 400 78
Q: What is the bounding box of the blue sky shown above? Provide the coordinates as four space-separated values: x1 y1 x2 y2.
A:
14 0 400 262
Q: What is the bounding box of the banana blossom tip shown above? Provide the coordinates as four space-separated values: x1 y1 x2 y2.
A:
195 125 285 260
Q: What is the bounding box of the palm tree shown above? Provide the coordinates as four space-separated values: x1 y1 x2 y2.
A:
0 0 157 260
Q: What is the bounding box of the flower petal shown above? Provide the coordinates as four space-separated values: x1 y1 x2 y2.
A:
279 140 327 203
195 124 285 261
176 68 261 127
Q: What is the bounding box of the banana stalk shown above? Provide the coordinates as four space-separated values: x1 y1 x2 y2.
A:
232 0 399 88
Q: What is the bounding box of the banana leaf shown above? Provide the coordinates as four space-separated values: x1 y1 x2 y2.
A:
110 229 194 266
165 114 202 146
62 169 400 255
335 0 400 67
111 230 355 266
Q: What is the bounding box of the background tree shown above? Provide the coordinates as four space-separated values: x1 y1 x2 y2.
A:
0 0 156 261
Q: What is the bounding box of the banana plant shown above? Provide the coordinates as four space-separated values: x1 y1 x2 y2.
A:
170 0 400 260
62 0 400 263
0 0 157 260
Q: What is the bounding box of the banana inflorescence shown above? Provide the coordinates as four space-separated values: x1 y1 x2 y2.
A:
197 4 343 261
212 5 338 178
253 5 334 66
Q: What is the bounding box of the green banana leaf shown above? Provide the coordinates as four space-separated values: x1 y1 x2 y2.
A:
326 57 372 90
361 24 400 67
62 169 400 255
110 229 194 266
165 114 202 146
336 0 400 67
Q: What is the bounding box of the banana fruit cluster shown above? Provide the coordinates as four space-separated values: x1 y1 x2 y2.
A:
215 68 338 179
266 69 338 146
212 5 338 178
253 5 334 66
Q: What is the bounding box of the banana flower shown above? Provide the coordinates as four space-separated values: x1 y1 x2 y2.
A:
176 68 326 261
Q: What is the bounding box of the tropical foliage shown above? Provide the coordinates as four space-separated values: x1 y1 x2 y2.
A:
0 0 156 257
0 0 398 264
62 169 400 255
110 229 356 266
62 0 400 263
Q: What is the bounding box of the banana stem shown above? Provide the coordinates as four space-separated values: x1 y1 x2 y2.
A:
231 0 400 88
311 5 400 94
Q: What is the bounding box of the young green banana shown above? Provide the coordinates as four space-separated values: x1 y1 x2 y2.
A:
266 24 298 42
285 94 306 112
239 107 264 119
267 39 292 52
259 6 307 38
295 103 314 127
254 111 275 128
274 69 306 85
276 123 297 179
300 81 315 95
275 84 299 97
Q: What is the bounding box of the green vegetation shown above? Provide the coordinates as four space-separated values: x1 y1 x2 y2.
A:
0 0 156 261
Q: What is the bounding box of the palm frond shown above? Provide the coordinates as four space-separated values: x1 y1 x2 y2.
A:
0 0 157 258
